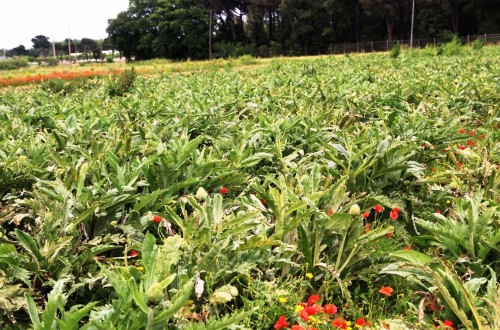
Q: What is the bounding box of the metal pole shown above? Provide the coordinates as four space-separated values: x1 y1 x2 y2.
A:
410 0 415 48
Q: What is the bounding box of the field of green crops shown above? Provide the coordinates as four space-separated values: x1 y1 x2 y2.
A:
1 46 499 330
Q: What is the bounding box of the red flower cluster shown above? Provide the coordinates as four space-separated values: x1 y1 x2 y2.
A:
389 207 401 220
373 204 383 213
129 250 139 257
354 317 371 327
153 215 163 223
439 320 455 330
220 187 229 194
0 69 120 87
379 285 394 296
332 317 348 329
275 294 351 329
274 315 289 329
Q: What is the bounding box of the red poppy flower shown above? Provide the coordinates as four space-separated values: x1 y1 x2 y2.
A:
291 325 305 330
274 315 289 329
373 204 383 213
379 285 394 296
305 305 320 315
467 140 475 146
307 294 320 305
389 210 399 220
435 209 441 214
153 215 162 223
332 317 348 329
323 303 337 315
443 320 455 330
328 208 334 216
386 232 393 238
130 250 139 257
364 223 371 232
354 317 371 327
298 308 310 321
220 187 228 194
458 128 465 134
404 246 412 250
468 130 475 136
458 145 466 150
362 211 370 218
480 133 486 139
457 163 463 168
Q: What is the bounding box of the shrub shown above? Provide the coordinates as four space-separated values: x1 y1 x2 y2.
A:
46 58 59 66
471 38 484 50
440 35 463 56
107 67 137 97
390 42 401 59
238 54 257 66
105 55 114 63
0 57 29 70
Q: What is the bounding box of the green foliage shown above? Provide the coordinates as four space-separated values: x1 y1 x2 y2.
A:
471 38 485 50
413 191 500 277
439 35 463 56
0 57 29 70
237 54 257 65
390 42 401 59
105 55 114 63
107 67 137 97
46 58 59 67
1 47 499 328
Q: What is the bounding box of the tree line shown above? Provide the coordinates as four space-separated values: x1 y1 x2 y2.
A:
6 36 115 61
106 0 500 60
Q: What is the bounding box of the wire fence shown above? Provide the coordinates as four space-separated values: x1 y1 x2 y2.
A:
261 33 500 57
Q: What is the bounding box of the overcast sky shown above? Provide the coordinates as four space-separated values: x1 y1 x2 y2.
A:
0 0 130 49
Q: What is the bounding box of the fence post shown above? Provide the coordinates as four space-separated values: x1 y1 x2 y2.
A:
433 37 436 47
357 42 359 53
467 35 470 46
386 40 389 51
371 41 374 52
484 33 487 42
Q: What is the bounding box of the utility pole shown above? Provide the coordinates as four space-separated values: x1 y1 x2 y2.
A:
209 7 212 61
68 24 72 68
410 0 415 48
52 36 56 59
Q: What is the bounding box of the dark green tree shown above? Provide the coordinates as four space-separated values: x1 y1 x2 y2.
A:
31 35 51 58
7 45 29 57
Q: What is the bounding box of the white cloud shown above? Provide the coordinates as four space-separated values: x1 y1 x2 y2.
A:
0 0 129 49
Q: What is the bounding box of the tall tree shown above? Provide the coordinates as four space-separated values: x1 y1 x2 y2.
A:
79 38 99 60
31 35 51 58
359 0 406 41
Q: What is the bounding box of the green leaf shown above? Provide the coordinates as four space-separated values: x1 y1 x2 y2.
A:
241 152 273 167
390 250 433 266
152 279 193 325
14 229 44 269
25 293 41 329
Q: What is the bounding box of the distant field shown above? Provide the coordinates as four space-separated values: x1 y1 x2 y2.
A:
0 46 499 329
